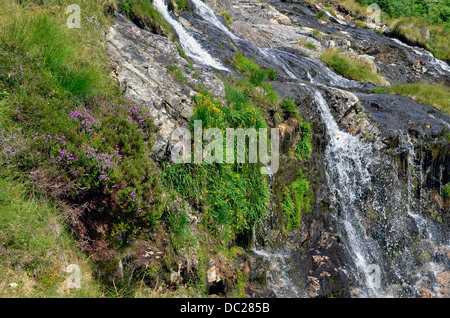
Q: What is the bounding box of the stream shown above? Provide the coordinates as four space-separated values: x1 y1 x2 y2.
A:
153 0 450 298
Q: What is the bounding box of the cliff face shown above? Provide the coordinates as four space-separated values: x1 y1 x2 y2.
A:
105 0 449 298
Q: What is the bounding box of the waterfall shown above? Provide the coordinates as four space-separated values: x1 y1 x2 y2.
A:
187 0 385 297
190 0 238 40
152 0 228 71
390 38 450 76
189 0 362 89
311 88 383 297
164 0 449 298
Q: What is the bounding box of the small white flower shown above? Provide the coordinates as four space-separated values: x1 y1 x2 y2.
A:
9 283 18 288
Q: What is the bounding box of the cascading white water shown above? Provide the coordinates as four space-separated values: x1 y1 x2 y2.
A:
190 0 238 40
310 88 384 296
175 0 449 298
152 0 228 71
189 0 360 88
390 38 450 75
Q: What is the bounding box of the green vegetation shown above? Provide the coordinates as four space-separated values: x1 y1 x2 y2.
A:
298 40 318 51
0 45 165 235
232 52 277 86
312 29 323 41
297 122 313 161
443 184 450 200
0 178 103 297
390 18 450 62
316 12 328 20
367 0 450 61
0 0 166 289
162 91 270 243
281 171 311 231
123 0 174 40
319 48 386 85
167 64 188 83
305 0 450 61
372 82 450 115
357 0 450 27
355 21 370 29
219 8 233 26
357 0 450 61
0 1 115 97
173 0 187 12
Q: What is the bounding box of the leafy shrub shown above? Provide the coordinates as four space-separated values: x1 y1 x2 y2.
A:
162 92 270 242
0 47 165 239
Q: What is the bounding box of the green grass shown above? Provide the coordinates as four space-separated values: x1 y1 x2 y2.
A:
281 171 311 231
312 29 323 41
355 21 370 29
443 184 450 200
167 64 188 83
0 1 115 97
124 0 175 40
173 0 187 12
298 40 317 51
232 52 277 87
0 178 103 297
319 48 387 85
296 122 313 161
387 83 450 115
219 8 233 26
357 0 450 27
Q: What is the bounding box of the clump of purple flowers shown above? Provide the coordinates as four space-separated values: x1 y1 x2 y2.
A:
69 106 99 134
30 132 76 166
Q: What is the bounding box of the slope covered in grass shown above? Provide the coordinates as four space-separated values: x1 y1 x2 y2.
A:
319 49 387 85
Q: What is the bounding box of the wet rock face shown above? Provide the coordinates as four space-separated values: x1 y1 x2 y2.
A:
105 0 449 298
106 14 225 162
206 0 449 86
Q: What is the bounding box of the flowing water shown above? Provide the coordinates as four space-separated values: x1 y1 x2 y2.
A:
153 0 449 298
153 0 228 70
390 38 450 76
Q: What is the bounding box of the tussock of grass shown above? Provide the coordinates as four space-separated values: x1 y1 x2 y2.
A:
281 171 310 231
319 48 386 85
219 8 233 26
124 0 175 40
298 40 317 51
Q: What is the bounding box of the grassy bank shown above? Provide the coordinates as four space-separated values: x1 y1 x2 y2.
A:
0 0 166 295
0 178 103 297
372 82 450 115
305 0 450 62
319 48 387 85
